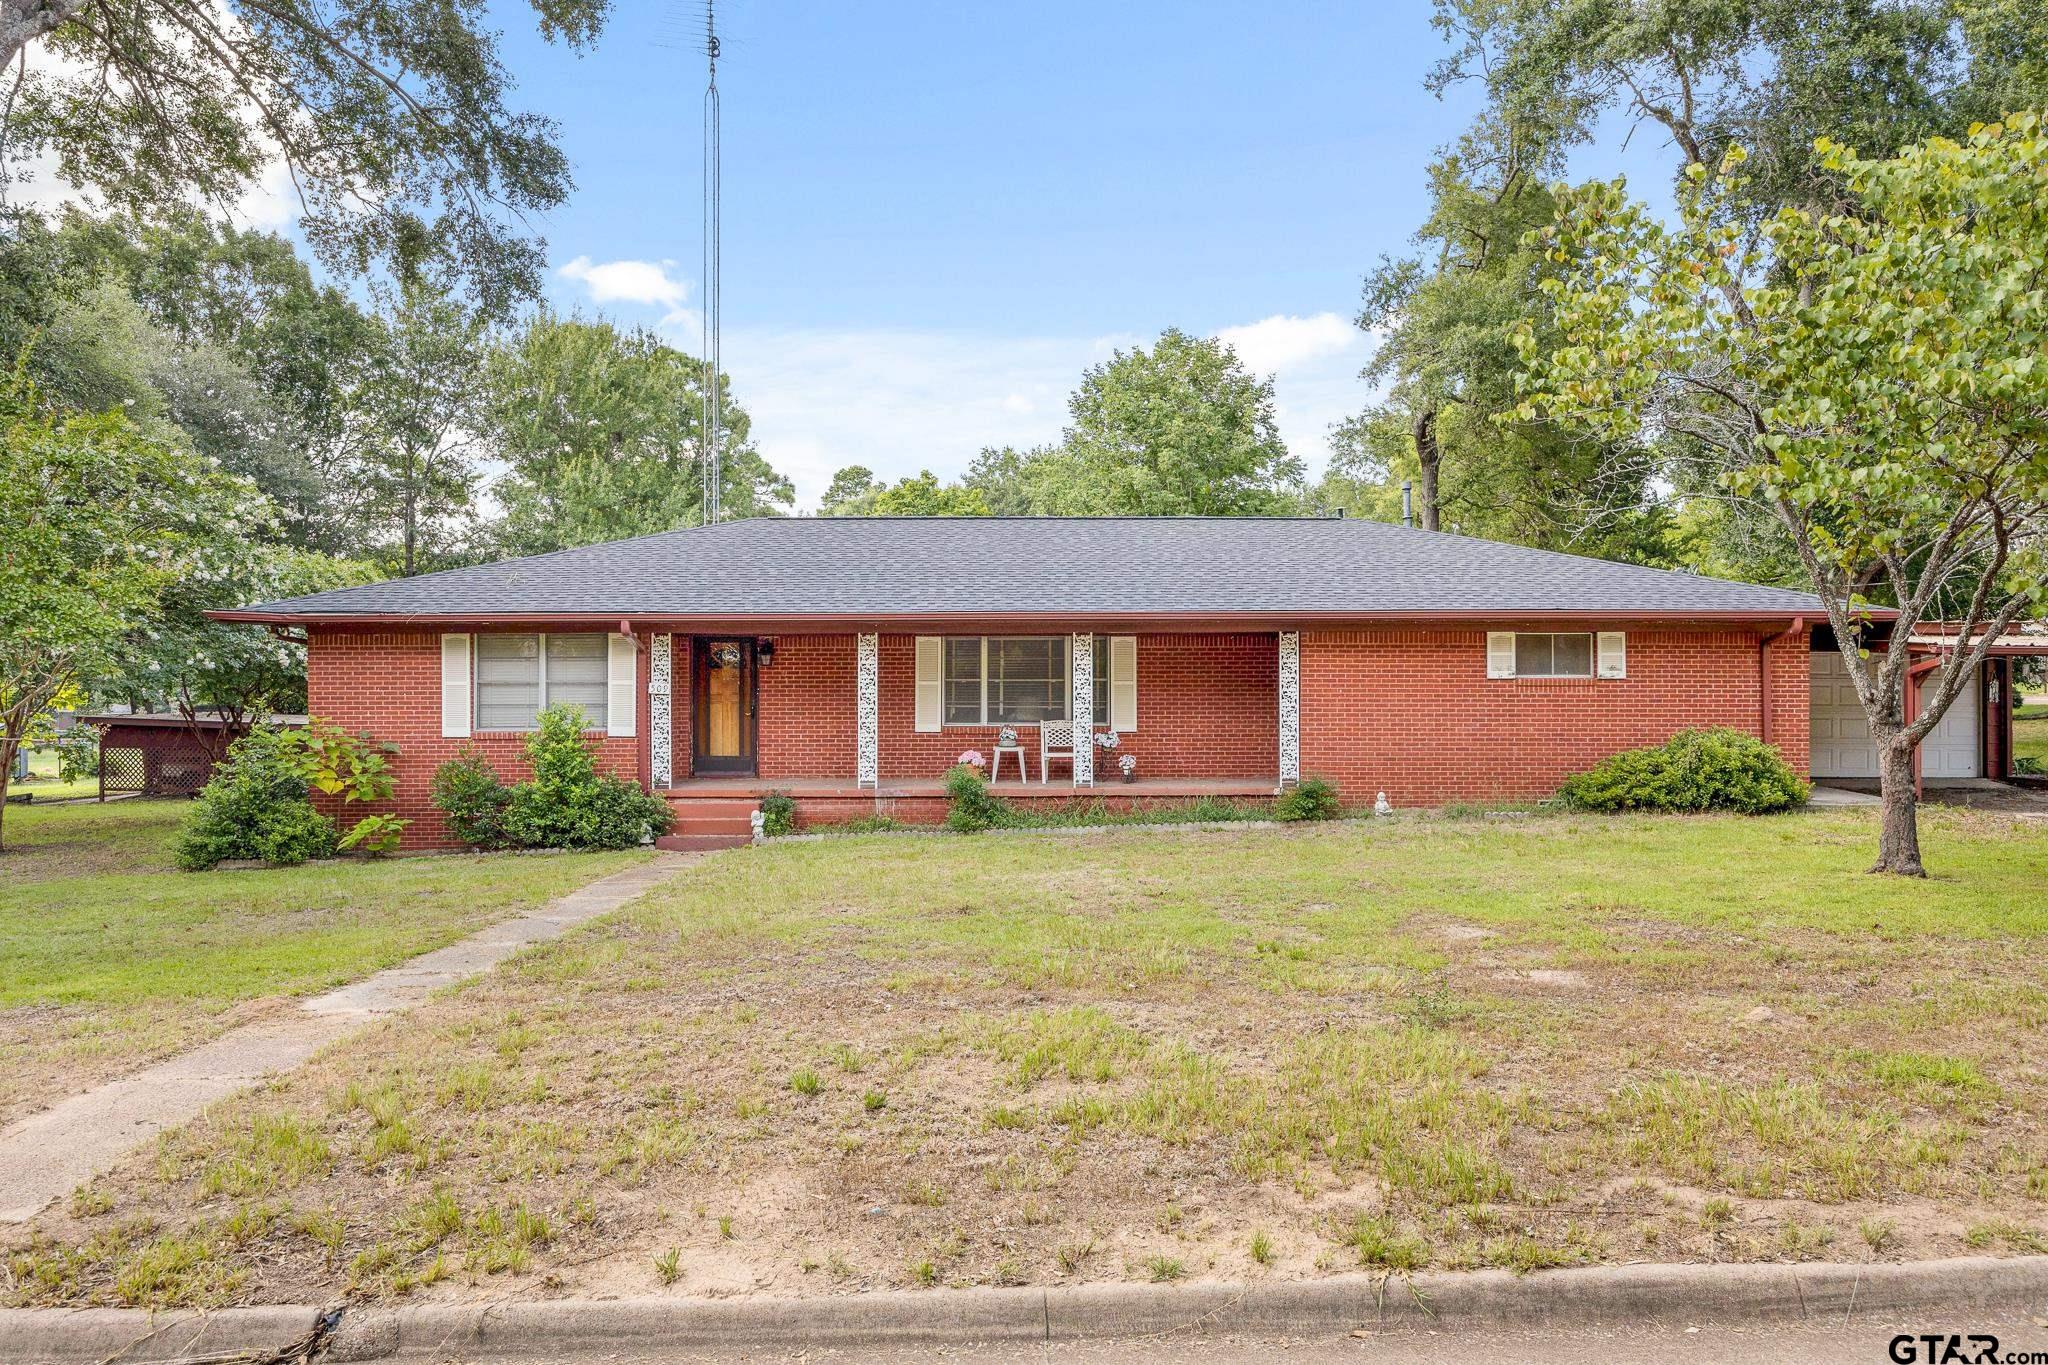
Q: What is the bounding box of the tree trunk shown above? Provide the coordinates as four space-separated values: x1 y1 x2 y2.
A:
1872 740 1925 877
1412 407 1441 532
0 729 17 854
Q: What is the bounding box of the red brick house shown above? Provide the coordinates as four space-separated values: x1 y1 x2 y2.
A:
208 516 2012 848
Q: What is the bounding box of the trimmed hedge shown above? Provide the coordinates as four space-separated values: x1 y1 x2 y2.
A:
1557 728 1809 815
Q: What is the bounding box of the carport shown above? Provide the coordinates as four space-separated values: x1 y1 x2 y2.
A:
1809 625 2048 792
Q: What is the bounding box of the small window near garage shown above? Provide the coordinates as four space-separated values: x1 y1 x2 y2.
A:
474 633 609 730
1514 632 1595 678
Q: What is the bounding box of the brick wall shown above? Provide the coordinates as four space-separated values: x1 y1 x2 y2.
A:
306 620 1810 843
872 632 1278 781
1298 623 1810 805
757 634 860 780
307 628 643 848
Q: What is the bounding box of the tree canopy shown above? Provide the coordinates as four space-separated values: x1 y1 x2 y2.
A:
1 0 613 314
0 369 264 845
486 312 791 556
823 328 1306 519
1519 117 2048 874
1338 0 2048 575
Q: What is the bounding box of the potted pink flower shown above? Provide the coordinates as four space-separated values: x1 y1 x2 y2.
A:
956 749 987 776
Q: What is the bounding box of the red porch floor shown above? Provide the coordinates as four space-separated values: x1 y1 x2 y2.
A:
662 776 1280 800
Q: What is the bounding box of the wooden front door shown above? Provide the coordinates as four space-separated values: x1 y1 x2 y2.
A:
692 638 758 775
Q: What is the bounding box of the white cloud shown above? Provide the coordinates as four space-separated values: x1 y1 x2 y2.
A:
1214 311 1360 376
570 276 1381 510
709 326 1117 509
558 256 694 322
706 316 1376 512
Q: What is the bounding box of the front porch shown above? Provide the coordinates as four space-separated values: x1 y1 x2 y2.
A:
659 774 1283 844
663 776 1281 800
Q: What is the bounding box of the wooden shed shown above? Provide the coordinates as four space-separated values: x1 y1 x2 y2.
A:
80 711 308 798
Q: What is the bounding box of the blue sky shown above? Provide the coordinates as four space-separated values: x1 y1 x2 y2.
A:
496 1 1518 507
22 2 1679 509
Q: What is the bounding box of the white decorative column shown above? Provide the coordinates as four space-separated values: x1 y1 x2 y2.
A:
1278 631 1300 789
1070 632 1095 787
856 632 879 788
649 633 674 788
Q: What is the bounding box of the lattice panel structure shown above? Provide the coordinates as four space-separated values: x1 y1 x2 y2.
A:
1278 631 1300 787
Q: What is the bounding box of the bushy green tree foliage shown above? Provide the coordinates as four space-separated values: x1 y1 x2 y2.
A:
1521 119 2048 872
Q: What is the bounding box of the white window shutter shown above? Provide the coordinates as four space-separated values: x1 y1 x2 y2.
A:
1486 632 1516 679
914 637 943 732
1597 631 1627 679
440 634 473 737
1109 636 1138 732
606 633 638 736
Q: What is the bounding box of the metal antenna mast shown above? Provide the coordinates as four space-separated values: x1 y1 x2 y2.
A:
700 0 723 525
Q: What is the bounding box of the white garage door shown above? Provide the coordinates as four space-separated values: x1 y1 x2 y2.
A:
1920 666 1982 778
1809 651 1980 779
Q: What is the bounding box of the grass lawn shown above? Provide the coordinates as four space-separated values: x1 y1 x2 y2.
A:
6 806 2044 1309
0 801 649 1129
8 745 97 802
2016 702 2047 769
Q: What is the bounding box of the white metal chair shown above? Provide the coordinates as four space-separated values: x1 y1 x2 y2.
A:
1039 722 1076 784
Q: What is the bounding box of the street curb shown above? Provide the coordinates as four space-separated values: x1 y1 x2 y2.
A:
0 1304 323 1363
4 1256 2044 1361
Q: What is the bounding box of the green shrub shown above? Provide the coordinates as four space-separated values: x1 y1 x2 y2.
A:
296 720 406 854
501 705 674 850
944 764 1009 833
759 791 798 837
174 728 338 870
1274 775 1341 822
1557 728 1809 814
431 748 514 849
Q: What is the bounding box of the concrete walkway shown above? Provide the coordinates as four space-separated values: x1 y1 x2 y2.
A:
1806 783 1882 808
0 853 696 1224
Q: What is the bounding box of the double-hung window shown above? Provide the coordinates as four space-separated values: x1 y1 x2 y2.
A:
474 633 609 730
936 637 1121 726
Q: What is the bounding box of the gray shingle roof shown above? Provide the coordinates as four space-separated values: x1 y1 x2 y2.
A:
225 517 1823 620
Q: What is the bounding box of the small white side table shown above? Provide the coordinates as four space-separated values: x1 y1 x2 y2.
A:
990 745 1027 782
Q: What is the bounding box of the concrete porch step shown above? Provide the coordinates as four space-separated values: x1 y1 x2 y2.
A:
668 815 756 836
662 797 759 816
655 833 753 852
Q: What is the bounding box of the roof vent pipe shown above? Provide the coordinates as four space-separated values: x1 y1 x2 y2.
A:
1401 481 1413 529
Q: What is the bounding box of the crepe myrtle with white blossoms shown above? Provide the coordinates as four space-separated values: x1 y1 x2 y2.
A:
116 534 377 764
0 373 272 849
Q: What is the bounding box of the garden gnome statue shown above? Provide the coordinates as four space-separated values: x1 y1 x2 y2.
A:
750 809 767 842
1374 791 1393 817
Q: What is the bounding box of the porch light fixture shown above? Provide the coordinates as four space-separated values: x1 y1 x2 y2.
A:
757 638 776 666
